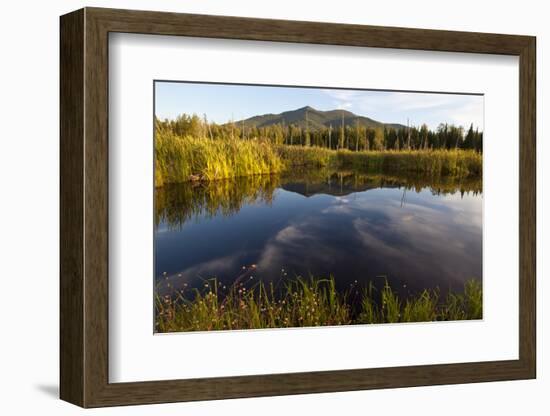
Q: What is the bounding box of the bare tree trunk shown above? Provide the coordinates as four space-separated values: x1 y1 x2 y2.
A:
355 120 359 151
407 118 411 150
305 109 310 147
203 114 213 140
341 111 345 150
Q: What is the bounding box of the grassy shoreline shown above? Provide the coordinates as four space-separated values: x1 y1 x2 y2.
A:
155 132 482 187
155 133 283 187
278 146 482 176
155 277 482 332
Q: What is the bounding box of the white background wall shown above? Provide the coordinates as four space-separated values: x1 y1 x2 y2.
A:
0 0 546 414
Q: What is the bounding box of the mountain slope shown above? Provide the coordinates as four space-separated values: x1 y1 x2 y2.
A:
236 106 405 131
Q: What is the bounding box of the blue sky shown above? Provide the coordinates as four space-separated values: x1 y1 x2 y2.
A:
155 81 484 131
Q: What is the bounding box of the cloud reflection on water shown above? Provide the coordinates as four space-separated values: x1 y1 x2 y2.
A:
155 172 482 297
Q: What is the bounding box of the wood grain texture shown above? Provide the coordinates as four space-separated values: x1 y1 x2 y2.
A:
59 8 84 407
88 7 532 54
83 10 110 406
59 7 537 408
518 38 537 376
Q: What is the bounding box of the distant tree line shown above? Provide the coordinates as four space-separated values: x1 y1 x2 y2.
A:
156 113 483 153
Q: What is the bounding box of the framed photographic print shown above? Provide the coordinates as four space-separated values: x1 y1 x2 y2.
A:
60 7 536 407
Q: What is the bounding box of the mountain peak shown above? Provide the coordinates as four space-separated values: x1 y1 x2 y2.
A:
295 105 316 112
237 107 405 131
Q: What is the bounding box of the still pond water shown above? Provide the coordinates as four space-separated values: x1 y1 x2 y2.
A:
155 170 482 299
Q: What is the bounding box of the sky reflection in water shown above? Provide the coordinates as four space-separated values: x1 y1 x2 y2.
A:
155 173 482 298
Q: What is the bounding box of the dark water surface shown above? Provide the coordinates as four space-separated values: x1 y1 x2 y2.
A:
155 170 482 299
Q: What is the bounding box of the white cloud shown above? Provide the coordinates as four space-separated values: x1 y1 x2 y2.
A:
322 89 483 130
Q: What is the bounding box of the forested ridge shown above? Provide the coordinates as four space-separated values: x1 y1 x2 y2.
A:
156 106 483 152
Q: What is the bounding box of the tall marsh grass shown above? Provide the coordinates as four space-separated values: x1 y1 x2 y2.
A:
155 129 482 187
155 277 482 332
155 131 283 187
337 148 482 177
276 146 482 177
276 145 338 168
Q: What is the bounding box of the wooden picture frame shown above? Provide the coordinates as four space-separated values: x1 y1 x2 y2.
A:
60 7 536 408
